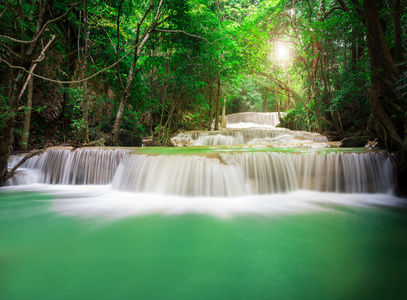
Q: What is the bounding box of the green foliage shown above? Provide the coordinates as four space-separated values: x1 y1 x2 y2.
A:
59 87 85 140
279 107 309 131
1 0 405 151
0 92 13 128
330 67 371 130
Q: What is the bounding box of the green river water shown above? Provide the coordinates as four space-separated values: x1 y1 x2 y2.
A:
1 190 407 300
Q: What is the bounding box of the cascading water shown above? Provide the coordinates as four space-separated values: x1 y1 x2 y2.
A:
172 129 329 147
111 149 393 196
7 147 128 185
173 112 329 147
111 154 252 196
2 111 396 200
225 112 284 127
7 146 393 196
2 112 406 300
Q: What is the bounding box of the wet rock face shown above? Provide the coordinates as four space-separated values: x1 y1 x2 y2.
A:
118 130 142 147
340 136 369 147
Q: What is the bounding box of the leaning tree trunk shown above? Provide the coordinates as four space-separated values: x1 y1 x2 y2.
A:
112 46 141 145
363 0 407 195
111 1 162 145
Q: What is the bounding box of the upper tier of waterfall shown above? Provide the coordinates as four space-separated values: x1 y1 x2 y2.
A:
225 112 285 128
173 112 329 147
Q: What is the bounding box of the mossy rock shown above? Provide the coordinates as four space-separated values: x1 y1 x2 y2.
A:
340 136 369 147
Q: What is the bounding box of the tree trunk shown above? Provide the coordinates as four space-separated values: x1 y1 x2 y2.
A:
160 57 170 131
208 82 214 130
112 90 131 145
363 0 406 195
0 32 54 185
112 48 140 145
81 0 90 143
214 77 221 130
221 100 226 128
262 89 268 112
20 77 34 150
351 26 357 69
0 71 24 186
307 87 312 131
277 87 281 120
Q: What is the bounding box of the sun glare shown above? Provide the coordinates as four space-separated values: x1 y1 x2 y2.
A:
276 44 290 61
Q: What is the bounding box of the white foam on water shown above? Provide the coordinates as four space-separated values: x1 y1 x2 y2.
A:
1 184 403 220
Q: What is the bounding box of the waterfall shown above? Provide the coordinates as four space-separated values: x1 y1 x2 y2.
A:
111 150 393 196
111 154 251 197
292 152 393 193
225 112 284 127
6 111 392 199
8 147 392 195
221 152 299 194
174 112 328 146
8 147 128 185
172 129 328 146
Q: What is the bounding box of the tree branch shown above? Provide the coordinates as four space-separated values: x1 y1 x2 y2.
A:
116 0 125 91
0 0 15 20
0 34 145 84
18 35 55 100
336 0 349 12
0 0 83 45
154 29 233 45
3 149 45 181
0 2 174 86
1 43 22 58
320 6 342 21
155 0 164 20
257 72 341 131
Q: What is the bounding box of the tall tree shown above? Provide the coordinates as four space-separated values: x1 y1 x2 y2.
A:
0 0 82 185
111 0 172 145
361 0 406 194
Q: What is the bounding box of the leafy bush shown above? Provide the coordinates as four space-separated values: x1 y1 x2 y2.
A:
279 108 309 131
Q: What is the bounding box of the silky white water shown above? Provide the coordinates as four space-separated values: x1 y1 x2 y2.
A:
173 112 328 146
172 129 329 146
4 112 400 217
7 147 128 185
225 112 283 128
2 183 403 219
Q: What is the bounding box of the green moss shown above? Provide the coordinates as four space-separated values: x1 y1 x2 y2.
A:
135 145 371 156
